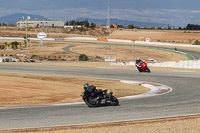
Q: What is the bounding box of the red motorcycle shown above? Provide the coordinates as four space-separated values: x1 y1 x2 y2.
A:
136 59 151 73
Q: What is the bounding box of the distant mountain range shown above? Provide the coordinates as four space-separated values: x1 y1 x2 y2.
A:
0 13 50 24
0 13 169 28
75 18 169 28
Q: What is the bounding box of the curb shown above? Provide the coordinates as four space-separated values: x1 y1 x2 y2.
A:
119 80 172 100
0 81 172 109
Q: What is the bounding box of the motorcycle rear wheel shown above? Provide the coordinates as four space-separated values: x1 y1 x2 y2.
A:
137 67 143 72
84 97 100 107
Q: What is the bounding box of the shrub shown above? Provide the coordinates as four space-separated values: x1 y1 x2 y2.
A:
60 59 66 61
79 54 89 61
0 45 5 50
31 54 38 59
193 40 200 45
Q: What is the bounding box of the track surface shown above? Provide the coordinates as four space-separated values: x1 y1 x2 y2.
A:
0 64 200 130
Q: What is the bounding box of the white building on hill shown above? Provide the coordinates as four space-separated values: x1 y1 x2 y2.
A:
17 21 64 28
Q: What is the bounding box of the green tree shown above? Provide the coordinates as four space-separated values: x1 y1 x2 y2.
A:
84 20 89 28
11 41 19 49
0 45 5 50
79 54 89 61
3 42 8 48
24 38 27 47
118 25 124 28
128 24 135 29
65 21 69 25
90 23 96 29
110 25 114 28
193 40 200 45
70 20 76 25
76 21 80 25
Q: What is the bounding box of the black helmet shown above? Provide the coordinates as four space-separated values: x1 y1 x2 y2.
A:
136 58 141 61
136 58 141 64
84 83 89 90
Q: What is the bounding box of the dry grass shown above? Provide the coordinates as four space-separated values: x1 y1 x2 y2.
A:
0 40 189 62
72 44 188 62
108 30 200 44
0 27 104 38
0 73 148 107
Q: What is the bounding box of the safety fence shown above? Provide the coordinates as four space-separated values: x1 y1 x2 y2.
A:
111 60 200 69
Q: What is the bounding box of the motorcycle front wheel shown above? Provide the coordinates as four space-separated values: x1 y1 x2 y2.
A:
146 67 151 73
110 96 119 106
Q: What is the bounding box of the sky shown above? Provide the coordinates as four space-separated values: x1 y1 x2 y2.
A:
0 0 200 26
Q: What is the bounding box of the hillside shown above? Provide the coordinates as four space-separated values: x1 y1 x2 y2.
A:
0 13 50 24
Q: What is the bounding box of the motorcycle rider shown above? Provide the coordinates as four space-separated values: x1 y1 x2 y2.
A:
83 83 105 98
83 83 89 90
82 83 119 107
135 58 144 68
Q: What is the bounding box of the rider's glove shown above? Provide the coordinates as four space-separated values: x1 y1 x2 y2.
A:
136 64 141 67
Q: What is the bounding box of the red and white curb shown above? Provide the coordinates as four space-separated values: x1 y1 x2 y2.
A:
119 80 173 100
0 81 172 109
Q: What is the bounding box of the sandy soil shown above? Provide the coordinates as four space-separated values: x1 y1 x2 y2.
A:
0 40 189 62
108 30 200 44
6 115 200 133
0 73 148 107
72 44 188 62
0 27 105 38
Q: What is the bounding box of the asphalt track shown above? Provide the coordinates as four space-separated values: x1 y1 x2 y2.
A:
0 64 200 130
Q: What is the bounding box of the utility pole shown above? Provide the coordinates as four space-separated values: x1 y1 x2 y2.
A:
132 40 135 61
26 22 28 61
59 17 63 33
107 6 111 33
22 16 30 61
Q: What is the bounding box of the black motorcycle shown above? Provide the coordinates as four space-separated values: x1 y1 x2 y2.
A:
81 85 119 107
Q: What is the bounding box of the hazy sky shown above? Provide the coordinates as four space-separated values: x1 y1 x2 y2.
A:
0 0 200 26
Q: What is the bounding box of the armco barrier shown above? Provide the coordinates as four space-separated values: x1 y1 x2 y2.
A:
149 60 200 69
111 60 200 69
107 39 132 43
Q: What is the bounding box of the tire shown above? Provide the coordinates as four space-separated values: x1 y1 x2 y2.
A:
136 66 143 72
146 67 151 73
84 97 100 107
110 96 119 106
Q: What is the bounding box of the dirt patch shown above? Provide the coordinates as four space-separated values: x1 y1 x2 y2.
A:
0 38 192 62
5 115 200 133
0 73 148 107
72 44 188 62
